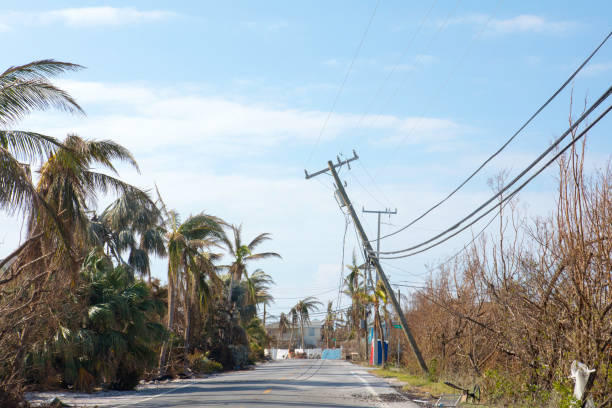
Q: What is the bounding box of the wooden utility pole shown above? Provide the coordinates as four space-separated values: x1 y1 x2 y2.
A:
363 207 397 364
362 207 397 279
397 288 401 366
305 152 429 374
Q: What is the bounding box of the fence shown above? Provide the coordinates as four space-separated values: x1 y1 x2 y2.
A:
265 348 343 360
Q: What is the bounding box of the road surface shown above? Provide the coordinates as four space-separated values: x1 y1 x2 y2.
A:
29 359 418 407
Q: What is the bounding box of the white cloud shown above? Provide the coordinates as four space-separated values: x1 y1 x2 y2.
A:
6 80 476 304
0 7 176 29
41 7 175 27
446 14 575 34
20 80 467 155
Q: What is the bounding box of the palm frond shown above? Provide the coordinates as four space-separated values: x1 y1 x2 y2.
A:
0 59 84 81
0 130 63 163
244 251 282 261
0 147 35 213
75 137 140 175
247 232 273 250
0 78 84 126
82 170 143 201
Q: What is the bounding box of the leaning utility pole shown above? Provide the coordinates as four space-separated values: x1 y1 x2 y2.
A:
305 151 429 374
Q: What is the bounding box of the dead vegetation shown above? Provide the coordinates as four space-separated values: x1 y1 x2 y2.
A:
399 128 612 406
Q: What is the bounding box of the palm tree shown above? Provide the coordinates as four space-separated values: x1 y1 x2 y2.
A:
27 249 167 392
24 135 144 273
99 191 166 281
363 281 390 363
244 269 274 311
343 252 366 335
6 135 144 376
288 307 298 350
291 297 322 349
277 312 290 349
222 224 281 304
0 60 83 265
155 195 225 374
323 301 336 349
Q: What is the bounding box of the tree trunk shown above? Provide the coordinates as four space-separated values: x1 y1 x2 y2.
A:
184 298 191 355
289 325 294 349
158 273 175 375
300 318 305 349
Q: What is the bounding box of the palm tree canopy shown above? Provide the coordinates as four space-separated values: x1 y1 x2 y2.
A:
99 190 165 277
223 224 281 283
31 135 144 250
0 60 84 127
291 296 323 326
0 60 84 215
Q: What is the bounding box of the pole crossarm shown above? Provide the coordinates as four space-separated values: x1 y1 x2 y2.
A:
304 149 359 179
362 208 397 215
304 152 429 374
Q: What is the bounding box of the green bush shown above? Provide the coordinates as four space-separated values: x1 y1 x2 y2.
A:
229 345 250 368
552 380 580 408
187 351 223 374
110 362 140 391
427 358 439 382
482 369 519 403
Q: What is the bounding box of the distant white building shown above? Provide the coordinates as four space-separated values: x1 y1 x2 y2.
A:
266 320 323 348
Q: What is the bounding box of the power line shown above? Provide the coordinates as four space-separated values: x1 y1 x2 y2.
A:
426 197 513 270
375 30 612 243
371 0 504 170
348 170 388 208
362 0 464 134
379 100 612 260
378 85 610 255
350 0 439 133
305 0 381 165
336 214 350 311
330 0 441 211
356 160 396 208
272 287 340 301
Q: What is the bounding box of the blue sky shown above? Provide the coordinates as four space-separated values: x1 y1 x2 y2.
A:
1 1 611 320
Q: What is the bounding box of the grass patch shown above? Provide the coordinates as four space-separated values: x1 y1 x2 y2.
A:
368 365 493 407
372 367 455 396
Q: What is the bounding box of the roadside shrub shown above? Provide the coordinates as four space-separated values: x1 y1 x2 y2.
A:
187 351 223 374
427 358 439 382
229 345 250 368
110 362 140 391
552 379 580 408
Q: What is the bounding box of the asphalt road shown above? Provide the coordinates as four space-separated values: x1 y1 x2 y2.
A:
113 359 417 407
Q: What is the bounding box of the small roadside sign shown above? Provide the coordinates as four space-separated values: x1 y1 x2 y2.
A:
392 324 402 329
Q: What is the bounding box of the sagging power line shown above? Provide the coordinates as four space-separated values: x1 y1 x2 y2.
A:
379 98 612 260
373 31 612 244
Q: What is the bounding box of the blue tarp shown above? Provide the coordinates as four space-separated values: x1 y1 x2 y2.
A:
321 349 342 360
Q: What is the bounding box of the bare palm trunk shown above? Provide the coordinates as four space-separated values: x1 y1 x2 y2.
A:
184 298 191 355
159 274 175 375
300 317 305 349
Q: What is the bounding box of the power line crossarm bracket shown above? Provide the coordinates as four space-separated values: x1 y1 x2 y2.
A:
304 150 359 179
